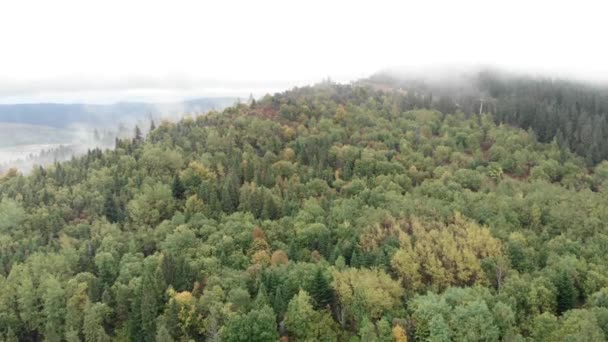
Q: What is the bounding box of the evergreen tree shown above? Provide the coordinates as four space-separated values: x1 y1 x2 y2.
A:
150 119 156 132
254 283 270 307
555 270 576 315
133 125 143 145
128 288 143 342
308 268 333 310
155 317 174 342
164 300 180 341
140 266 159 341
273 284 288 318
171 175 185 200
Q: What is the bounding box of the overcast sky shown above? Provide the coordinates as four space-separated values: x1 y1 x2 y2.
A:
1 0 607 103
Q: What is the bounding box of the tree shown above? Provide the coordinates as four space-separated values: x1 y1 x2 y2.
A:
531 312 559 342
65 282 89 340
392 324 408 342
332 268 404 327
83 303 111 342
140 264 160 341
555 270 576 315
155 316 174 342
376 318 392 342
451 300 499 342
222 305 278 342
427 315 450 342
308 268 333 310
41 277 66 341
171 175 186 200
557 309 606 341
0 198 25 233
284 290 338 342
284 290 316 340
133 125 143 145
128 183 175 227
358 318 378 342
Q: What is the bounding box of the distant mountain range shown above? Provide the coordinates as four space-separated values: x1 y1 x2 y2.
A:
0 97 238 129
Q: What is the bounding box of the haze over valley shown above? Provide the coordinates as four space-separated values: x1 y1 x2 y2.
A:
0 97 237 172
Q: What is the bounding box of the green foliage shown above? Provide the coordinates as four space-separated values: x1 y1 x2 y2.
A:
0 82 605 340
308 268 334 310
222 305 278 342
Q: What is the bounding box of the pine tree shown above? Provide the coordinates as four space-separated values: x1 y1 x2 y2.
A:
171 175 185 200
128 286 143 342
140 266 159 341
262 193 279 220
150 119 156 132
221 177 238 213
350 249 360 267
255 283 270 307
164 300 180 341
133 125 143 145
155 317 174 342
273 285 288 318
555 270 576 315
308 268 333 310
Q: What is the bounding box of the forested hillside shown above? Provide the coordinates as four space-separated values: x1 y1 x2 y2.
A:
1 82 608 341
369 70 608 164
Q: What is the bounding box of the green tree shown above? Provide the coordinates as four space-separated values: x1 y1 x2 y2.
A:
555 270 576 315
222 305 278 342
41 276 66 341
308 268 333 310
83 303 111 342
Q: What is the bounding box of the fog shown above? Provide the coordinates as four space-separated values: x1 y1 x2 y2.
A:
0 98 237 173
2 1 608 172
2 1 608 104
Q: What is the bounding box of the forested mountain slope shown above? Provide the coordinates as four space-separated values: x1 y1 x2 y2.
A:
1 83 608 341
368 70 608 164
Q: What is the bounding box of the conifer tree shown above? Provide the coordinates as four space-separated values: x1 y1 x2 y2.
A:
171 175 185 200
555 270 576 315
140 266 159 341
309 268 333 310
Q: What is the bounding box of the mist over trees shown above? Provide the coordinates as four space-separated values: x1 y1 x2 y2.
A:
0 80 607 341
369 69 608 164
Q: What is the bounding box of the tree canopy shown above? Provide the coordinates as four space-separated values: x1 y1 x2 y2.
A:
0 81 607 340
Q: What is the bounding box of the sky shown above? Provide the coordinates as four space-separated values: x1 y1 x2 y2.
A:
0 0 607 103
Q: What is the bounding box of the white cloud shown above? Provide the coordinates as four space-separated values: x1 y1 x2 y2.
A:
1 0 607 102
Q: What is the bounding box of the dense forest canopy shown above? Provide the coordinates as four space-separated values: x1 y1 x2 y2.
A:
368 69 608 164
0 80 608 341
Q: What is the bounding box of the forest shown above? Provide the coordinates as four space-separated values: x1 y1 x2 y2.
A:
0 80 608 341
369 70 608 164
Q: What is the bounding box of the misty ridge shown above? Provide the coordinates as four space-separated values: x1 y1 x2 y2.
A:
4 65 608 174
363 66 608 164
0 97 237 173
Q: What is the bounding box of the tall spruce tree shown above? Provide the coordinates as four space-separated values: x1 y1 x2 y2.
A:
308 268 333 310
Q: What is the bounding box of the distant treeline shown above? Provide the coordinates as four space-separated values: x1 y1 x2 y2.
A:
369 70 608 164
0 97 237 129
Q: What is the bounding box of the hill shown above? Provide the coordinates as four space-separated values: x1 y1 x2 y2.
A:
0 123 75 147
0 82 607 341
366 68 608 164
